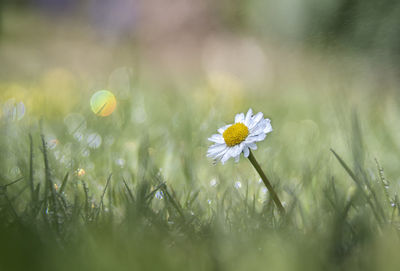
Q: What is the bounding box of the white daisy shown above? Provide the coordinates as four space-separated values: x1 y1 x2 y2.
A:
207 108 272 164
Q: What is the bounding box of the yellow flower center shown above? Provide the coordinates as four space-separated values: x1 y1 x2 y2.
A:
223 123 249 147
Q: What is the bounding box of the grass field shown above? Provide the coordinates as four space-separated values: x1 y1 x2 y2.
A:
1 9 400 271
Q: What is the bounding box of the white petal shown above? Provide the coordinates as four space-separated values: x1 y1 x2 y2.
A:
208 149 225 159
264 119 273 134
214 147 229 159
221 150 232 164
231 144 243 157
249 112 263 129
207 143 227 157
208 134 224 144
250 119 267 134
218 124 231 134
234 155 240 162
243 146 250 157
235 113 245 123
247 142 257 150
244 108 253 126
247 133 266 142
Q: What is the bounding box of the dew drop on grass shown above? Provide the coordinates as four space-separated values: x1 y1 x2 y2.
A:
155 191 163 200
234 181 242 189
209 178 217 187
115 158 125 167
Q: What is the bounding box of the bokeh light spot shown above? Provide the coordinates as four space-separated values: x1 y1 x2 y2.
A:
87 133 102 149
64 113 86 134
2 99 25 121
76 168 86 177
90 90 116 117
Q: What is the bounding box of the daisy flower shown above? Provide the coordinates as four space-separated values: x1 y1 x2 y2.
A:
207 108 285 214
207 108 272 164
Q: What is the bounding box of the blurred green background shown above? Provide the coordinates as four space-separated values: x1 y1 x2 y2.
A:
1 1 400 271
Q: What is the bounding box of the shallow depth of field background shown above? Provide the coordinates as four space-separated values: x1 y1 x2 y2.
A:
1 1 400 271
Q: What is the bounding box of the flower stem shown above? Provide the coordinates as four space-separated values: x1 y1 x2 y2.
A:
248 150 285 214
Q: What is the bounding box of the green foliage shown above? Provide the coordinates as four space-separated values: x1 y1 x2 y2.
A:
1 81 400 271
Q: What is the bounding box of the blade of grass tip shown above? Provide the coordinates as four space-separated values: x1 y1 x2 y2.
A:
351 111 365 170
330 149 359 184
350 114 387 221
324 182 337 210
330 148 383 224
375 158 391 206
59 172 69 194
2 176 24 187
56 192 69 216
391 194 400 225
186 190 200 208
331 176 338 205
72 193 81 221
169 185 183 210
81 180 90 221
96 173 112 219
358 165 386 223
107 180 113 219
122 178 135 203
40 134 50 206
41 134 61 233
41 135 57 203
30 183 42 218
29 134 35 202
161 184 185 220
